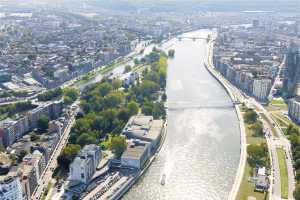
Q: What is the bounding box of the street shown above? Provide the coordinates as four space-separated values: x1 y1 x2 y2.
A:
31 100 80 200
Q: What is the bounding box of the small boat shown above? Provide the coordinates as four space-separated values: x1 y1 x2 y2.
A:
160 174 166 185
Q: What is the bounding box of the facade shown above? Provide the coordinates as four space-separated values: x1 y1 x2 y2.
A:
0 101 63 148
252 79 272 102
121 140 150 169
69 144 101 184
283 43 300 97
289 98 300 123
21 163 38 199
0 175 23 200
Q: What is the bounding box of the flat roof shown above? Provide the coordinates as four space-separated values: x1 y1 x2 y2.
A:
121 144 148 160
123 115 163 141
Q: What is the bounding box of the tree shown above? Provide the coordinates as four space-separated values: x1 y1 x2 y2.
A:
294 184 300 200
127 101 139 116
168 49 175 57
244 109 257 124
296 170 300 182
63 88 79 105
17 150 28 163
139 80 160 97
104 92 123 108
247 143 268 167
37 88 63 101
124 65 132 73
117 108 131 122
37 115 49 131
134 58 139 65
111 135 126 158
286 124 299 136
76 133 97 147
112 79 122 90
63 96 73 105
295 159 300 170
98 83 112 97
251 121 264 137
57 144 81 170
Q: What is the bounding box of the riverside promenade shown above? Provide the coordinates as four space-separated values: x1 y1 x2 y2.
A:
204 40 247 200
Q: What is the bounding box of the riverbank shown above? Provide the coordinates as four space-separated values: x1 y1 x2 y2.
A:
204 40 247 200
109 121 168 200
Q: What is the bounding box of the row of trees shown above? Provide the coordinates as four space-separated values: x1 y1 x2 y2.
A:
285 124 300 199
37 88 63 101
63 88 79 105
0 101 36 118
247 143 269 168
243 107 269 172
37 87 79 105
244 108 264 137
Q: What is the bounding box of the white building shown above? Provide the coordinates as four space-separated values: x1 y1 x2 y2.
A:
289 98 300 123
0 175 23 200
69 145 101 184
252 79 271 102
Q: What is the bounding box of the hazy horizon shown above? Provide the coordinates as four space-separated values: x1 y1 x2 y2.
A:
0 0 299 13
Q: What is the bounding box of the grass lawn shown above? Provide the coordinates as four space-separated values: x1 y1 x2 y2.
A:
236 163 268 200
270 98 288 109
276 148 289 199
271 98 286 105
41 182 53 200
236 111 268 200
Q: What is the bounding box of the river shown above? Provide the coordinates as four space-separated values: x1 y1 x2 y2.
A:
122 29 241 200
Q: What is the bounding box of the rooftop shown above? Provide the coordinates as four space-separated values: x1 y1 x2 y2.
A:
121 141 149 160
123 115 163 141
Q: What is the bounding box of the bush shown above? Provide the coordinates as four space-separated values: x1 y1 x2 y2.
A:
244 109 258 124
250 121 264 137
294 184 300 200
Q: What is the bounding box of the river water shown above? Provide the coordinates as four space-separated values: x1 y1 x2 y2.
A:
122 29 241 200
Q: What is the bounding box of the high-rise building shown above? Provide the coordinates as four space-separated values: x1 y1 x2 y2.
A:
288 97 300 123
0 175 23 200
283 43 300 97
252 79 272 102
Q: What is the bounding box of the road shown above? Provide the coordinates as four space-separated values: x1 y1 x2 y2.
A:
269 55 286 100
252 99 295 199
31 100 80 200
207 39 295 199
